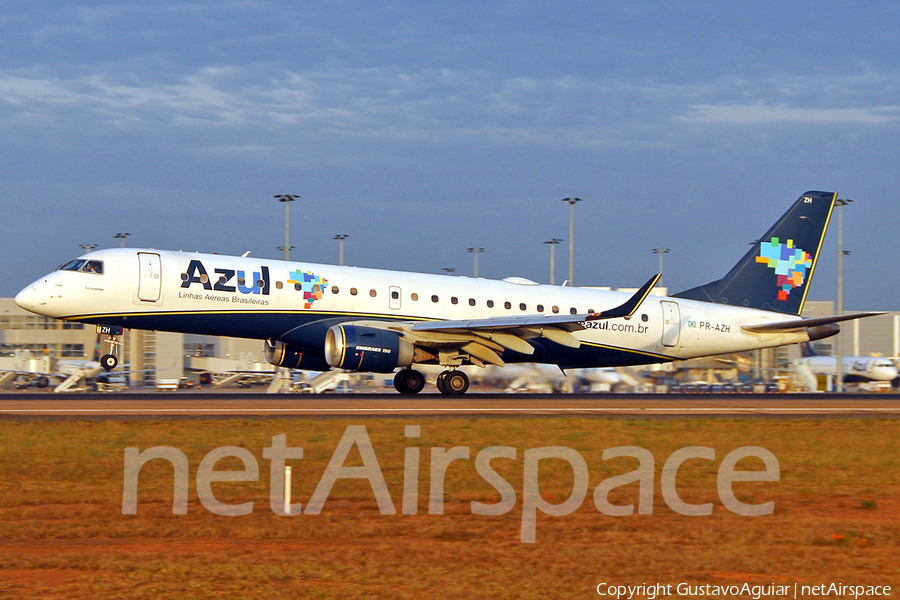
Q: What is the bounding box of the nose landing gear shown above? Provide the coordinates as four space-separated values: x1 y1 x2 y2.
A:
97 325 124 371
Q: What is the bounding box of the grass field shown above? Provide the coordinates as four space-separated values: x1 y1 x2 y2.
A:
0 416 898 599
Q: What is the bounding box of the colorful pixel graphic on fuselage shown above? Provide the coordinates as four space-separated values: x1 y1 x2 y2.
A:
755 237 812 301
288 270 329 309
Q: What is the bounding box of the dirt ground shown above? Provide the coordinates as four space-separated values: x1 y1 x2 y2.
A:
1 417 898 599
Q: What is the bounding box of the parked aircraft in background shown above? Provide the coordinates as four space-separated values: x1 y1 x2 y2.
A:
0 350 123 392
794 343 899 390
489 364 620 393
15 191 881 394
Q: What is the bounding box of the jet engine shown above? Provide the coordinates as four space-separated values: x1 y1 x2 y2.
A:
324 324 415 373
264 339 332 371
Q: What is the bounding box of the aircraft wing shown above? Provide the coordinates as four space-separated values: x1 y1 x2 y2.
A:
741 311 884 333
393 275 662 366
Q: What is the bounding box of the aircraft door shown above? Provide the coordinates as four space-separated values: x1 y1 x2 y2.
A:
389 286 401 310
137 252 162 302
660 301 681 347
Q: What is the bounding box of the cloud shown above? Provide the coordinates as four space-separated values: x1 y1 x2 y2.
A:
1 60 898 158
679 103 900 125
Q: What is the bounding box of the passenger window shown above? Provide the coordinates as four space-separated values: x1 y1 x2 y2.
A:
332 286 339 294
391 291 399 299
451 297 458 305
468 298 476 306
570 308 577 315
275 281 284 290
504 301 512 309
519 303 527 311
369 289 377 298
552 306 559 314
642 314 649 322
432 295 439 303
351 288 358 296
411 293 419 301
537 304 544 312
487 300 494 308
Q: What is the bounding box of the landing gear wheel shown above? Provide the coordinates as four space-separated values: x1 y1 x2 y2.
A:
101 354 118 371
438 370 469 395
436 371 450 394
393 369 425 395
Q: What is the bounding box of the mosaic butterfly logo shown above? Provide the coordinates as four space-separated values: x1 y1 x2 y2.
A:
755 237 812 301
288 270 329 309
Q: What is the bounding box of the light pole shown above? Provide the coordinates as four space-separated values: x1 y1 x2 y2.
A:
652 248 670 288
333 234 349 266
274 194 300 260
114 233 129 248
544 239 562 285
835 197 853 392
467 248 484 278
80 244 97 254
561 197 581 285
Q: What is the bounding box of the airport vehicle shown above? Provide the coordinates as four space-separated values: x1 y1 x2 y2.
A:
794 342 899 390
15 191 879 394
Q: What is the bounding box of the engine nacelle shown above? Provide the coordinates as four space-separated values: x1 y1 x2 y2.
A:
324 325 415 373
264 339 332 371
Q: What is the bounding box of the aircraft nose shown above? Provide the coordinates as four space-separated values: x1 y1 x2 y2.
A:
14 285 36 312
15 277 60 315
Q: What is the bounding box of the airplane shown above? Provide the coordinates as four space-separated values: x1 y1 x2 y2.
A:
793 342 900 390
489 364 621 393
14 190 882 395
0 350 124 392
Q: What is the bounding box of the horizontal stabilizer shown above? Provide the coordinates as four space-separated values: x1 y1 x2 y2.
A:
741 312 884 333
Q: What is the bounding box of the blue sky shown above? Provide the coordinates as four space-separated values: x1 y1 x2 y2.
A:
2 1 898 308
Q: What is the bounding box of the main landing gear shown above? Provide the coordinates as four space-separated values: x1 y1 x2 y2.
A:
393 369 426 394
436 369 469 395
393 368 469 395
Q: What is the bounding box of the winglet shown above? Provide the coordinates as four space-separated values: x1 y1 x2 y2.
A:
588 274 661 320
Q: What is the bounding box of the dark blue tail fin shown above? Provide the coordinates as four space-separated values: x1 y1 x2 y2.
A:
672 191 836 315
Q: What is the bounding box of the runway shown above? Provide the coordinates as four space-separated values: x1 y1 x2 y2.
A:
1 392 899 418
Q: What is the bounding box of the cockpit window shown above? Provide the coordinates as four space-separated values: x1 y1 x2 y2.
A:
58 259 103 274
59 259 86 272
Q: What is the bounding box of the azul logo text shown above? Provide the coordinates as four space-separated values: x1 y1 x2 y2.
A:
181 260 271 295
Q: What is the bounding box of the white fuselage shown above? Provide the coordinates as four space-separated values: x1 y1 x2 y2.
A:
16 248 814 369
